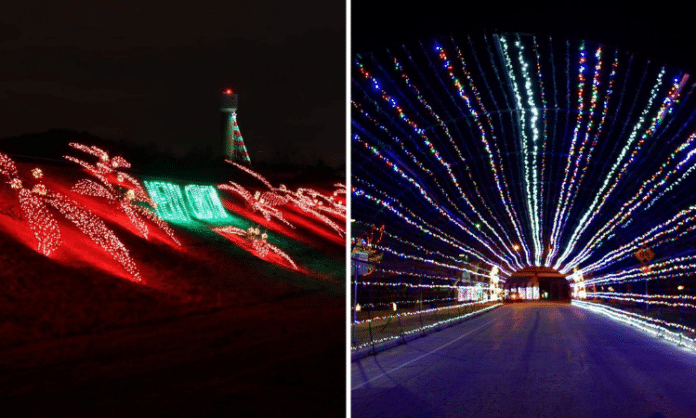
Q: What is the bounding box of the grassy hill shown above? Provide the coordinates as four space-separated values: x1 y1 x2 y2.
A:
0 140 346 416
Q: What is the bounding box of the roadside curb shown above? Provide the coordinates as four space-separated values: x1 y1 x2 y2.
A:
351 304 501 361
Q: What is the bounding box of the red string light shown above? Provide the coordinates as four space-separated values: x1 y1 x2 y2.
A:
64 143 180 245
213 224 297 269
1 152 141 281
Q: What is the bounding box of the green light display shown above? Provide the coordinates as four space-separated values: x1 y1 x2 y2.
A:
184 184 228 220
144 181 228 222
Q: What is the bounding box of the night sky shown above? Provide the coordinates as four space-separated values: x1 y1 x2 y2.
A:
351 3 696 77
1 1 345 168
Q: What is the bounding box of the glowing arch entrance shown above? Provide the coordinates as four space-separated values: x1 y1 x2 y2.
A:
504 267 570 302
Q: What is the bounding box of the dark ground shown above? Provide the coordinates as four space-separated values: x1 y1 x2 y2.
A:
0 291 344 417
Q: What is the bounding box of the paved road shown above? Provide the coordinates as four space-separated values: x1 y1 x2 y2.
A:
352 302 696 418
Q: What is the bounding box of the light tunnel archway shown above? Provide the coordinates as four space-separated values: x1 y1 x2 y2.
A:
351 31 696 355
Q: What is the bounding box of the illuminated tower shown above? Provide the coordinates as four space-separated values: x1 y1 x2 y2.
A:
220 89 251 166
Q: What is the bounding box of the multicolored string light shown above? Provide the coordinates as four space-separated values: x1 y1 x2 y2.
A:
352 33 696 327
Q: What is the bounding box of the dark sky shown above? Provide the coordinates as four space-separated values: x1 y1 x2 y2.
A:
0 1 345 167
351 2 696 77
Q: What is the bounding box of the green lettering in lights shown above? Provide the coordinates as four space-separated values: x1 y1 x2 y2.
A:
184 185 228 220
143 181 228 222
144 181 191 221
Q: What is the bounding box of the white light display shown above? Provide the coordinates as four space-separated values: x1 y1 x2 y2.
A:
573 300 696 352
457 286 465 302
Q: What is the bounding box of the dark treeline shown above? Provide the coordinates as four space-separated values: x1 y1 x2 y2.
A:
0 129 344 186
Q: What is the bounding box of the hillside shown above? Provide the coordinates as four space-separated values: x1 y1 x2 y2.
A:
0 142 346 416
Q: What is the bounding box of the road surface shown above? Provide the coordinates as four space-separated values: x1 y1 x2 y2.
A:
352 302 696 418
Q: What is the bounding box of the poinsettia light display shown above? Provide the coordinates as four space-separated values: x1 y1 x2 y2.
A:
213 224 297 269
287 187 345 236
64 143 180 245
217 181 294 228
0 152 141 281
222 160 346 237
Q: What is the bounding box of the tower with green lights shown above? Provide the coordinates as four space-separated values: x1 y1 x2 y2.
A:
220 89 251 166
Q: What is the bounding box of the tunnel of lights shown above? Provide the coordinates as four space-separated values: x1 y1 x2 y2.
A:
351 32 696 349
